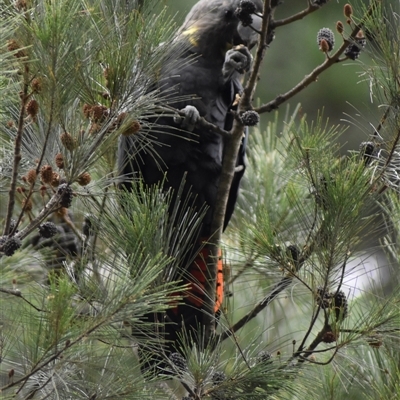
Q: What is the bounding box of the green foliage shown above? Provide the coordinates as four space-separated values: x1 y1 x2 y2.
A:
0 0 184 187
1 0 400 399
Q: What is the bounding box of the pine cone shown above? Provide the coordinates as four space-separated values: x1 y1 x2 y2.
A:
26 99 39 118
286 244 300 265
333 290 348 321
2 237 22 256
359 141 376 165
57 183 74 208
317 28 335 51
211 371 226 385
240 110 260 126
55 153 64 169
60 132 77 151
322 330 337 343
315 286 332 309
31 78 42 93
0 236 7 247
90 105 108 122
38 222 58 238
26 169 37 184
234 1 256 27
239 0 257 14
344 4 353 19
121 120 141 136
51 172 60 187
77 172 91 186
256 350 272 365
336 21 344 34
169 352 187 371
40 164 53 185
345 32 366 60
82 214 95 237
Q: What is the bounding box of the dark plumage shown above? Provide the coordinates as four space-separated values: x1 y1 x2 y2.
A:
118 0 263 370
119 0 262 235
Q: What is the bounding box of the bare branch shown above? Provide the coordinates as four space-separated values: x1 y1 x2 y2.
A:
272 3 320 29
242 1 272 110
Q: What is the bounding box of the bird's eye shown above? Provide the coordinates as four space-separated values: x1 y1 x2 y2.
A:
224 9 233 18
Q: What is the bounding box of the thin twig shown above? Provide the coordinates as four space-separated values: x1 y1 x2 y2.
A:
372 106 390 139
181 381 197 399
241 0 272 110
300 344 338 355
272 3 319 28
3 69 30 236
300 347 339 366
220 276 292 342
1 187 67 249
294 294 327 356
340 328 400 334
0 287 45 312
297 321 340 365
12 96 56 236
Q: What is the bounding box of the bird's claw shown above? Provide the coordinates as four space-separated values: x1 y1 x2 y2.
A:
222 45 253 79
173 105 200 131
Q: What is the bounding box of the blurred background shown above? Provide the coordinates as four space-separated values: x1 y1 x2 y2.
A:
162 0 378 151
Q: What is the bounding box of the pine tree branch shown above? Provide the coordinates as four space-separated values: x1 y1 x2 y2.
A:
219 268 305 343
1 299 128 392
3 69 29 236
218 234 318 342
11 96 56 236
340 327 400 334
0 287 45 312
296 312 349 365
13 193 61 239
300 346 339 366
0 185 69 255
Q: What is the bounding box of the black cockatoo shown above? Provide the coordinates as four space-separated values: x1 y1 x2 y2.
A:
118 0 263 369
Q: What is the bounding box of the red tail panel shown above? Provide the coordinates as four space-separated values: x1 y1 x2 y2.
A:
171 243 224 314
